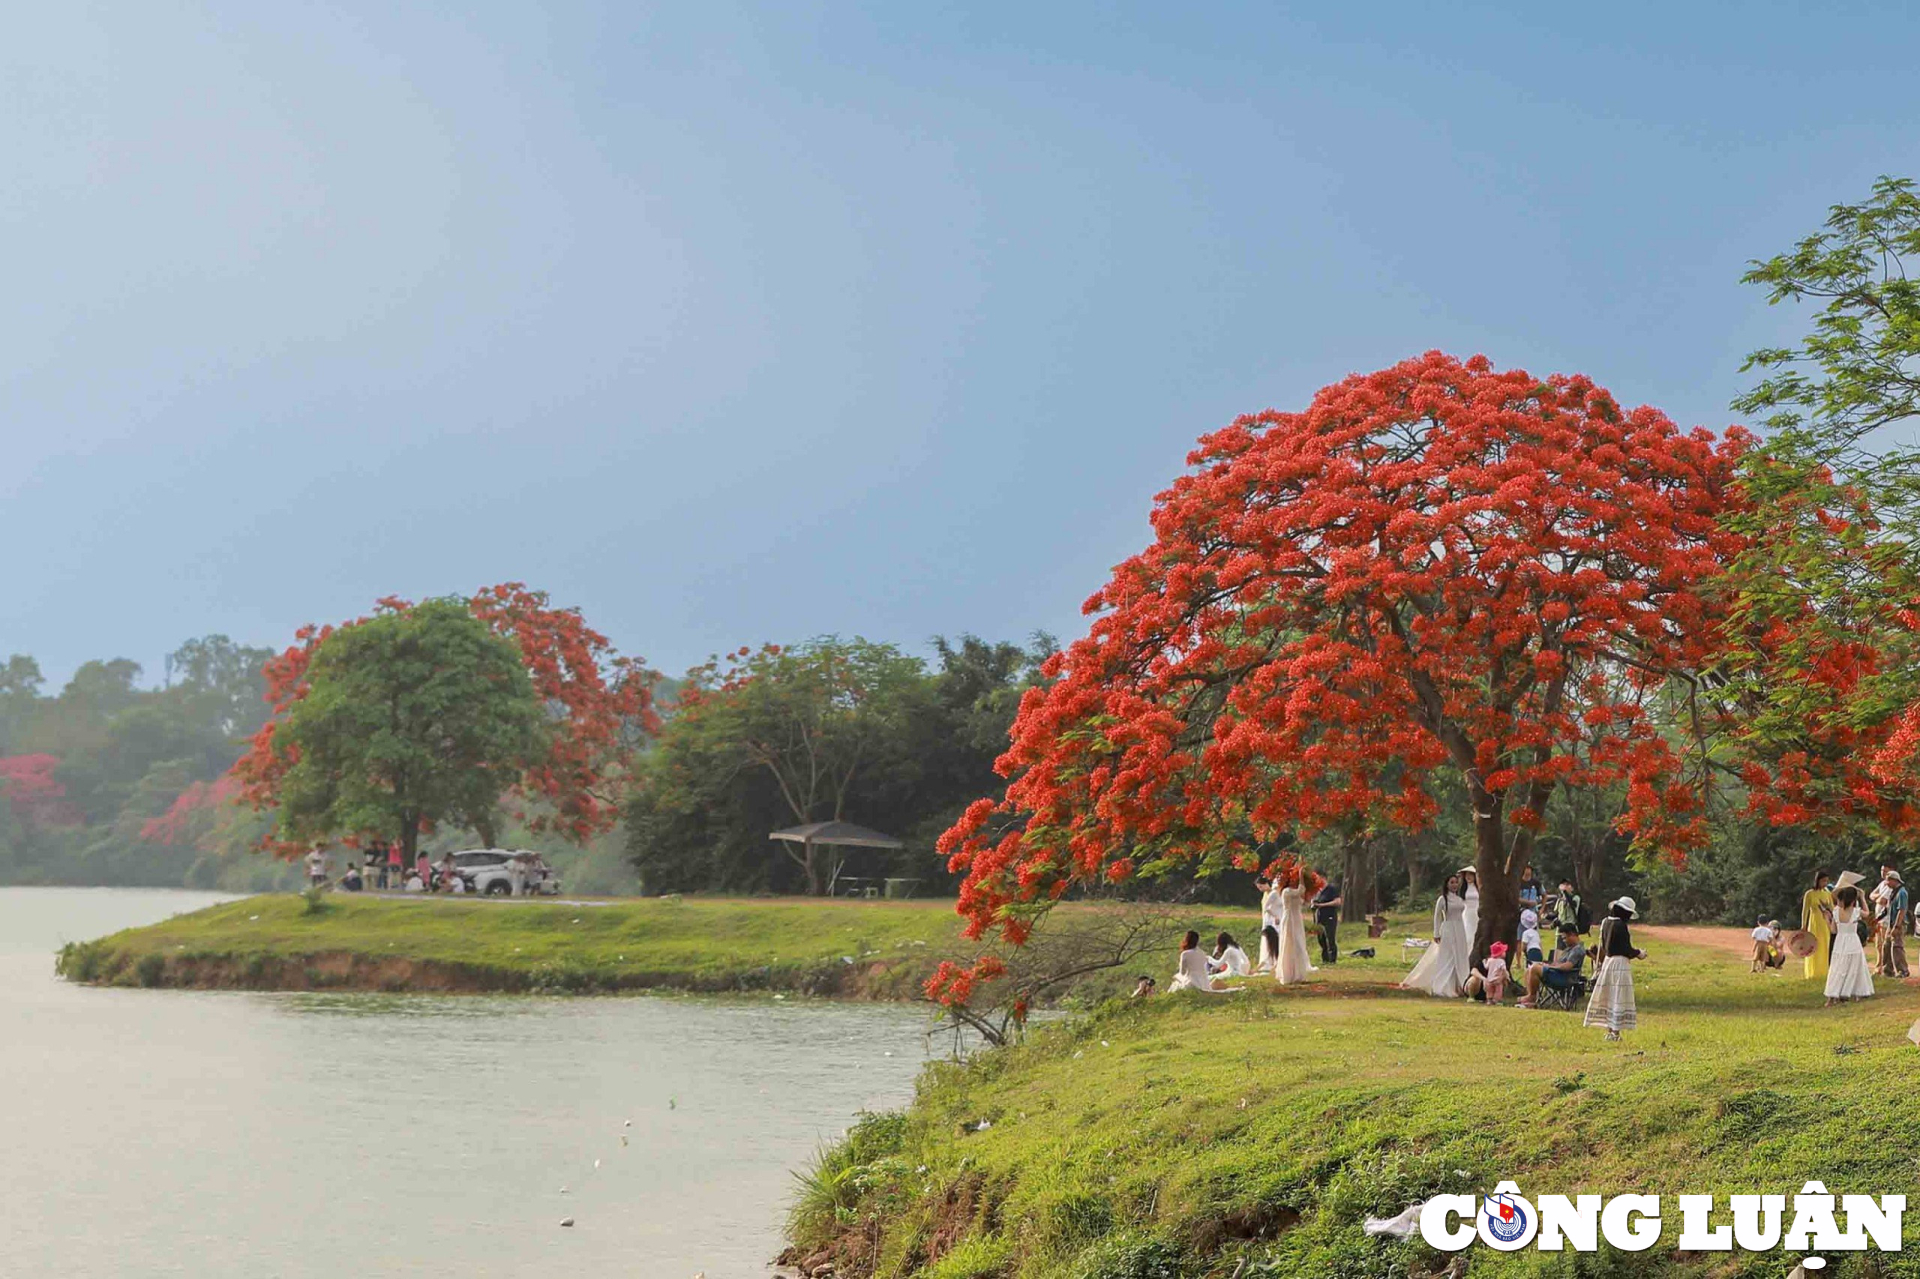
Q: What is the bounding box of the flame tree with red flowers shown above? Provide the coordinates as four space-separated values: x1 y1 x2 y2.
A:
938 353 1750 972
233 584 656 860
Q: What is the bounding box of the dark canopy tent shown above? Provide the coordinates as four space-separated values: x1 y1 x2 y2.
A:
768 820 904 895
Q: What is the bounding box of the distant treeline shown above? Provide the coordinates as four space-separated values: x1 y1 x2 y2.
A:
1 631 1879 922
0 639 294 890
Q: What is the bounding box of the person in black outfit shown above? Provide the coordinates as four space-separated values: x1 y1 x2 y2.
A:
1313 879 1344 964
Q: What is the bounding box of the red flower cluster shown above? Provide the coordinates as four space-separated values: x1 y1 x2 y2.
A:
939 353 1750 940
140 775 243 846
0 754 80 827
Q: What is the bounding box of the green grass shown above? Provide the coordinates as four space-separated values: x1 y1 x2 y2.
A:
788 930 1920 1278
53 892 1249 999
56 893 975 994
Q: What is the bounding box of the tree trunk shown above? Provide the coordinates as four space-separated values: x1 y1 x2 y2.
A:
1468 789 1537 970
476 813 497 849
804 842 822 896
399 815 419 864
1572 837 1606 904
1341 835 1376 925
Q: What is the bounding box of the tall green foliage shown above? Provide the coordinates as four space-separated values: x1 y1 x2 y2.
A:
627 635 1050 895
269 600 546 859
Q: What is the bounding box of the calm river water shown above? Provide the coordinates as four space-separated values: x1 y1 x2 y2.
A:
0 888 934 1278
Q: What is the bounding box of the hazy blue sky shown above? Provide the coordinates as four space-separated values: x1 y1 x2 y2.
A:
5 2 1917 687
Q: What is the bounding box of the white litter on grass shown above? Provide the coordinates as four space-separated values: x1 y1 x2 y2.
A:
249 915 260 921
1363 1200 1428 1238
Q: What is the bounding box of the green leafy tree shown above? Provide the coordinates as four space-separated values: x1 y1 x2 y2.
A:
1721 175 1920 827
629 635 1049 896
269 599 547 861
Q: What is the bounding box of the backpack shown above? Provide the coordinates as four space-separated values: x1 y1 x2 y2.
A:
1574 896 1593 935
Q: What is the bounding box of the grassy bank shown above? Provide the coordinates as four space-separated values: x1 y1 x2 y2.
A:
786 929 1920 1278
55 893 976 996
54 893 1243 1000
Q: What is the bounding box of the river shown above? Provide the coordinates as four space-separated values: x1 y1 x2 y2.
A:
0 888 934 1277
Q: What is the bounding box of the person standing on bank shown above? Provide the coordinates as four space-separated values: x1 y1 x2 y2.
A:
1313 878 1343 964
1802 868 1835 982
1256 877 1284 974
1583 897 1647 1041
1401 873 1470 998
1825 885 1875 1005
1877 870 1909 979
1274 870 1317 985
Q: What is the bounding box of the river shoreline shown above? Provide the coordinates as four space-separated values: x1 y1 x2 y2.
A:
55 892 970 997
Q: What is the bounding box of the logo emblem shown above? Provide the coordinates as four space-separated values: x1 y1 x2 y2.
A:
1477 1181 1539 1250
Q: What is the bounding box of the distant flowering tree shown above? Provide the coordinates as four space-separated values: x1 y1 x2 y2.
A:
232 584 657 857
937 353 1749 971
0 754 80 827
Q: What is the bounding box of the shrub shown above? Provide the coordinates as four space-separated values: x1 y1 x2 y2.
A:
134 953 167 988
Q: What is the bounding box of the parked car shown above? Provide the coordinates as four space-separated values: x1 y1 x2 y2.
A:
449 849 561 896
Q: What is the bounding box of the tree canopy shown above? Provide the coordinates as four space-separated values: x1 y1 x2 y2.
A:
234 584 656 858
627 635 1050 895
941 353 1748 957
261 600 547 859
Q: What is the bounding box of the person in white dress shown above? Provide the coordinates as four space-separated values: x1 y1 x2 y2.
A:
1459 867 1480 952
1170 930 1234 993
1825 886 1875 1005
1401 874 1470 997
1275 877 1318 985
1583 896 1647 1040
1209 932 1251 978
1256 879 1284 973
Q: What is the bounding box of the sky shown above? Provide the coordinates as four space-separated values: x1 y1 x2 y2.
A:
4 1 1918 689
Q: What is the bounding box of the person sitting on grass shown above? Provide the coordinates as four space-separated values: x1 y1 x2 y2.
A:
1130 975 1156 998
1170 930 1236 993
1517 925 1586 1008
1209 932 1251 978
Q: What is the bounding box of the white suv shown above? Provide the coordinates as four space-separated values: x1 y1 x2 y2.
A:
451 849 559 896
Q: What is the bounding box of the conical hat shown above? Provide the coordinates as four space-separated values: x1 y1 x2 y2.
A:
1836 870 1866 890
1783 929 1818 958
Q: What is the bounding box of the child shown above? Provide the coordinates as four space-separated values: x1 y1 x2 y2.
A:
1518 909 1543 965
1749 916 1779 972
1483 941 1511 1002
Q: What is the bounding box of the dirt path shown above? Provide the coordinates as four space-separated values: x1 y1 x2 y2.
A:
1636 923 1755 959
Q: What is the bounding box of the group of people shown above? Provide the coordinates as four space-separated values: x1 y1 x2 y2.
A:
1155 865 1643 1040
1779 865 1912 1005
1392 867 1644 1039
1160 868 1346 994
301 843 552 897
